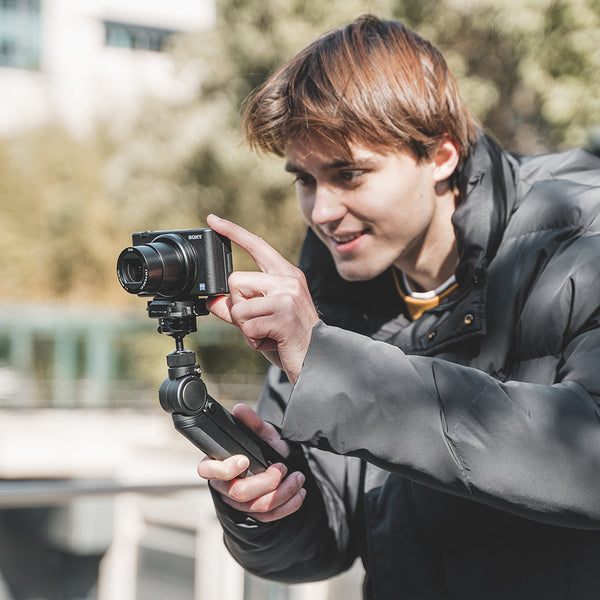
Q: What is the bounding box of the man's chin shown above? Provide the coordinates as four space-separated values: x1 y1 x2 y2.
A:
334 261 386 282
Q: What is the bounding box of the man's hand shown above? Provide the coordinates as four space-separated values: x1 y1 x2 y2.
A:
197 404 307 522
206 214 319 384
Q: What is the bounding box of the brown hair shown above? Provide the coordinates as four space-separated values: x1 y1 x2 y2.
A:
242 15 480 167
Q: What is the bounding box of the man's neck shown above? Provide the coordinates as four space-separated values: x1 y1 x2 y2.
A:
403 248 458 292
397 187 459 292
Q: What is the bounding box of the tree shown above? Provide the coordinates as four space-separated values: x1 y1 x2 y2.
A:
0 127 119 302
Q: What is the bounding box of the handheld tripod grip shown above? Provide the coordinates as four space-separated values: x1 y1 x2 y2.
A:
148 302 287 477
159 373 287 476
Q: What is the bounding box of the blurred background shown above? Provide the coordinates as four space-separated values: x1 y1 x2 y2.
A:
1 0 599 598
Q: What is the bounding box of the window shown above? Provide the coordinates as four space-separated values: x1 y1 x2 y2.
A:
104 20 176 52
0 0 41 69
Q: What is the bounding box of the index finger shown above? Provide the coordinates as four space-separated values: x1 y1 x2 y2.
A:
207 214 297 275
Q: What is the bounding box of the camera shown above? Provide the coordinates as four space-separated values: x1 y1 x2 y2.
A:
116 228 232 298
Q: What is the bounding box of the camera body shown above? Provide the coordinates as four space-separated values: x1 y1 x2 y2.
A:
117 228 232 298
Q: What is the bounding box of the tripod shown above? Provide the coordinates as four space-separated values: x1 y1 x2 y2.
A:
148 298 285 476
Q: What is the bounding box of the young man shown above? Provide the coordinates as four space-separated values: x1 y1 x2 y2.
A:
198 15 600 599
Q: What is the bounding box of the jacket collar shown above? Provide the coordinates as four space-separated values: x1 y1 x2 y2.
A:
453 134 518 287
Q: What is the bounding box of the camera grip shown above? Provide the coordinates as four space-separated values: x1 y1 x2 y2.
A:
159 371 286 476
169 393 287 477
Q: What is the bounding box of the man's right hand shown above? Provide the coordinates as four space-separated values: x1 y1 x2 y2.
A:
205 214 320 385
197 403 307 523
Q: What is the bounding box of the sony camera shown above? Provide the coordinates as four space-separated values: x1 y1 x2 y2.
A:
116 228 232 299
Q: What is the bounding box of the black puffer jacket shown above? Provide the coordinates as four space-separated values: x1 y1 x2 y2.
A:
213 136 600 599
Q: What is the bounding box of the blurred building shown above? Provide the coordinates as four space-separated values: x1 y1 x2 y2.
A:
0 0 215 137
0 1 364 598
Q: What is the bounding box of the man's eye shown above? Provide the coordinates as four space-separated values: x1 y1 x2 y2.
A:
340 170 365 183
293 174 315 186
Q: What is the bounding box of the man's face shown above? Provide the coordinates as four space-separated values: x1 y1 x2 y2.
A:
285 136 455 283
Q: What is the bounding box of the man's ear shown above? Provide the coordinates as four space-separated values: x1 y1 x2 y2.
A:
432 137 460 183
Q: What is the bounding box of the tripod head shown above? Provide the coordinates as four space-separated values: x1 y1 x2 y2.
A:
146 297 209 351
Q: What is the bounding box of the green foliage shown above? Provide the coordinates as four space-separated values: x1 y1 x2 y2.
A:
414 0 600 151
0 127 122 302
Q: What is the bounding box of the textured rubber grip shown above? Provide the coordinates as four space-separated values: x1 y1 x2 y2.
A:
172 400 286 476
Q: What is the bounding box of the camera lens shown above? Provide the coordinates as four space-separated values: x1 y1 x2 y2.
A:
116 234 195 296
121 256 145 285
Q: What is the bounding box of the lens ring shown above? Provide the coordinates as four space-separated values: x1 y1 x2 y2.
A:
116 247 150 293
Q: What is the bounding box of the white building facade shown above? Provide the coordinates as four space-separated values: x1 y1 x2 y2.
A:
0 0 215 137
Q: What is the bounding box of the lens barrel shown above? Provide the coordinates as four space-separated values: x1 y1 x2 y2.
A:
116 234 195 296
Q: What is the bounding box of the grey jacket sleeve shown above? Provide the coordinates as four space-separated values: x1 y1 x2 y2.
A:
210 365 361 582
282 321 600 530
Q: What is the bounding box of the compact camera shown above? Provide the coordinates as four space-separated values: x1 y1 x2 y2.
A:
116 228 233 299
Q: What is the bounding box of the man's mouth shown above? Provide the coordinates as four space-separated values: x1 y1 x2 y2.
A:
327 229 369 249
332 232 360 243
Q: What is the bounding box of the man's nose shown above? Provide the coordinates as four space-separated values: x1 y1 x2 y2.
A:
310 185 345 225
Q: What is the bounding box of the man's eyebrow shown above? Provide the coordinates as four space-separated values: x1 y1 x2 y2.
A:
284 159 354 172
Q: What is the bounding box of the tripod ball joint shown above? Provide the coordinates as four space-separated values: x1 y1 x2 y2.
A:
159 375 209 415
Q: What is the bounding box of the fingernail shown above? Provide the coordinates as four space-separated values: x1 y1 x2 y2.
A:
237 457 249 470
296 472 305 486
279 463 288 476
299 488 307 499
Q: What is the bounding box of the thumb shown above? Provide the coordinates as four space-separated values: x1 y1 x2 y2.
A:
206 295 234 324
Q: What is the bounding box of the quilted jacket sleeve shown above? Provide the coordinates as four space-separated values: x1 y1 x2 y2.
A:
283 319 600 530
